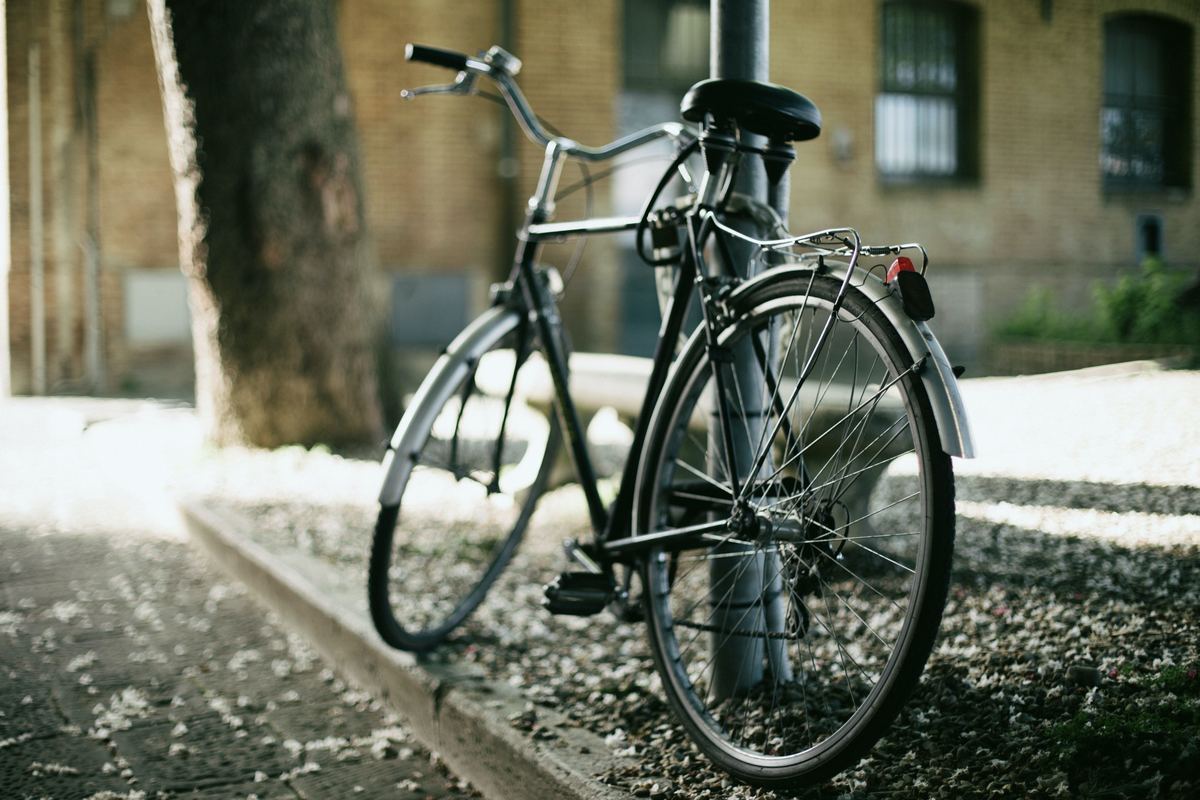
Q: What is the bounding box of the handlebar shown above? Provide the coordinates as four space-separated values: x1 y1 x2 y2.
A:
405 43 469 72
402 42 689 162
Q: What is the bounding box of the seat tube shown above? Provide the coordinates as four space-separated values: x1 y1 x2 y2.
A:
694 126 737 224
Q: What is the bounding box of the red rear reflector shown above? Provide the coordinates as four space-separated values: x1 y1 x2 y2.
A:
886 256 916 284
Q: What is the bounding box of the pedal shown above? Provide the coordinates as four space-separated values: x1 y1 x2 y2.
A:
543 572 613 617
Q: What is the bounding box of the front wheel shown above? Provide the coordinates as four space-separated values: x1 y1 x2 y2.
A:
634 272 955 787
368 317 560 652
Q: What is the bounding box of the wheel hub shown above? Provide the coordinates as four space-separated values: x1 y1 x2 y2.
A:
755 499 847 598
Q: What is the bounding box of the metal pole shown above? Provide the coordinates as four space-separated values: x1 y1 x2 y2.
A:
711 0 768 208
707 0 792 699
0 1 11 397
29 44 46 395
496 0 519 280
50 0 75 388
81 47 103 392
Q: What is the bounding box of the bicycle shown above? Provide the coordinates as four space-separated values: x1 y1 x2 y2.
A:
369 43 974 788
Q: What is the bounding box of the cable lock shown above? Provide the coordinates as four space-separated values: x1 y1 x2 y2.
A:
635 138 701 267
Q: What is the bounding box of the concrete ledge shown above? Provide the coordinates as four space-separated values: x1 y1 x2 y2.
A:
180 499 630 800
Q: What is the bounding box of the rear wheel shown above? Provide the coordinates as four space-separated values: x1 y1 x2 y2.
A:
635 272 955 786
368 320 560 652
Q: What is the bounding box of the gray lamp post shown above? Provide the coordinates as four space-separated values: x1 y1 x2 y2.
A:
707 0 792 698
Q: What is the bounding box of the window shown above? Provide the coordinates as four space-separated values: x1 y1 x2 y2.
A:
623 0 709 94
876 1 979 181
618 0 708 356
617 0 709 212
1101 14 1193 190
1136 213 1163 262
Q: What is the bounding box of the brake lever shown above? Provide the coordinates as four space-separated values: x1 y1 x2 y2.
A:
400 72 477 101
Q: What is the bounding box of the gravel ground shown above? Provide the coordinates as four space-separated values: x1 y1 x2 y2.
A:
6 362 1197 799
213 480 1200 799
188 362 1200 799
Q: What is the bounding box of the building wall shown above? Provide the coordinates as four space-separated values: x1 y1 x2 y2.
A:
4 0 624 395
341 0 501 275
96 2 178 390
5 0 1199 395
4 0 172 395
5 0 32 394
774 0 1199 363
515 0 622 351
4 0 90 396
96 7 175 273
778 0 1199 265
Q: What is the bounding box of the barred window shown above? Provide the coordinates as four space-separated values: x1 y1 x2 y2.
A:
1101 14 1192 190
876 1 979 181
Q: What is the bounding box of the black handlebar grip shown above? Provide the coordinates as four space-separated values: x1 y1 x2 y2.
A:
405 43 469 72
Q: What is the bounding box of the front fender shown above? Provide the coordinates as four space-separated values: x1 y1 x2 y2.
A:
377 305 525 505
731 263 975 458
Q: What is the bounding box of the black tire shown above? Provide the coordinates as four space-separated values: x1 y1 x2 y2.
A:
368 326 561 653
634 272 955 787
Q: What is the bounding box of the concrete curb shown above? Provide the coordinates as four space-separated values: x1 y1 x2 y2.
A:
180 499 630 800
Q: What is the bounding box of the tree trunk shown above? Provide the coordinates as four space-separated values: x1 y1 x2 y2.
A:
147 0 382 447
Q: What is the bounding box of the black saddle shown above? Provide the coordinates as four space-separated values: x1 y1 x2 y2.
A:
681 79 821 143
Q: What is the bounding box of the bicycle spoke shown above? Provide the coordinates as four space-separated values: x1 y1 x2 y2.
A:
674 458 733 496
811 530 920 543
744 286 810 471
673 541 766 654
807 543 905 613
839 490 921 531
816 570 895 653
756 364 918 493
794 382 898 498
800 417 910 500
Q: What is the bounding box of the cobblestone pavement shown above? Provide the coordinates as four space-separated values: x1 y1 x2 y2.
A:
0 524 477 800
0 400 476 799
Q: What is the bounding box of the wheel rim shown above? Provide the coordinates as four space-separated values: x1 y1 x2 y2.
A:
641 285 941 770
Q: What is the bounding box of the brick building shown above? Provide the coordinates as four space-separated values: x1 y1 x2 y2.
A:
2 0 1197 397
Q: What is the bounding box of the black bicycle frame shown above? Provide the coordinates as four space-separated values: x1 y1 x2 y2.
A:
502 201 760 568
505 205 681 549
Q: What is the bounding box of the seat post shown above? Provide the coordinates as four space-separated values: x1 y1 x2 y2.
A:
696 120 737 209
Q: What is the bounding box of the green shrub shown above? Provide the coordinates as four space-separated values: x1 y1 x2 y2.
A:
994 286 1105 343
996 259 1200 346
1095 257 1200 345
